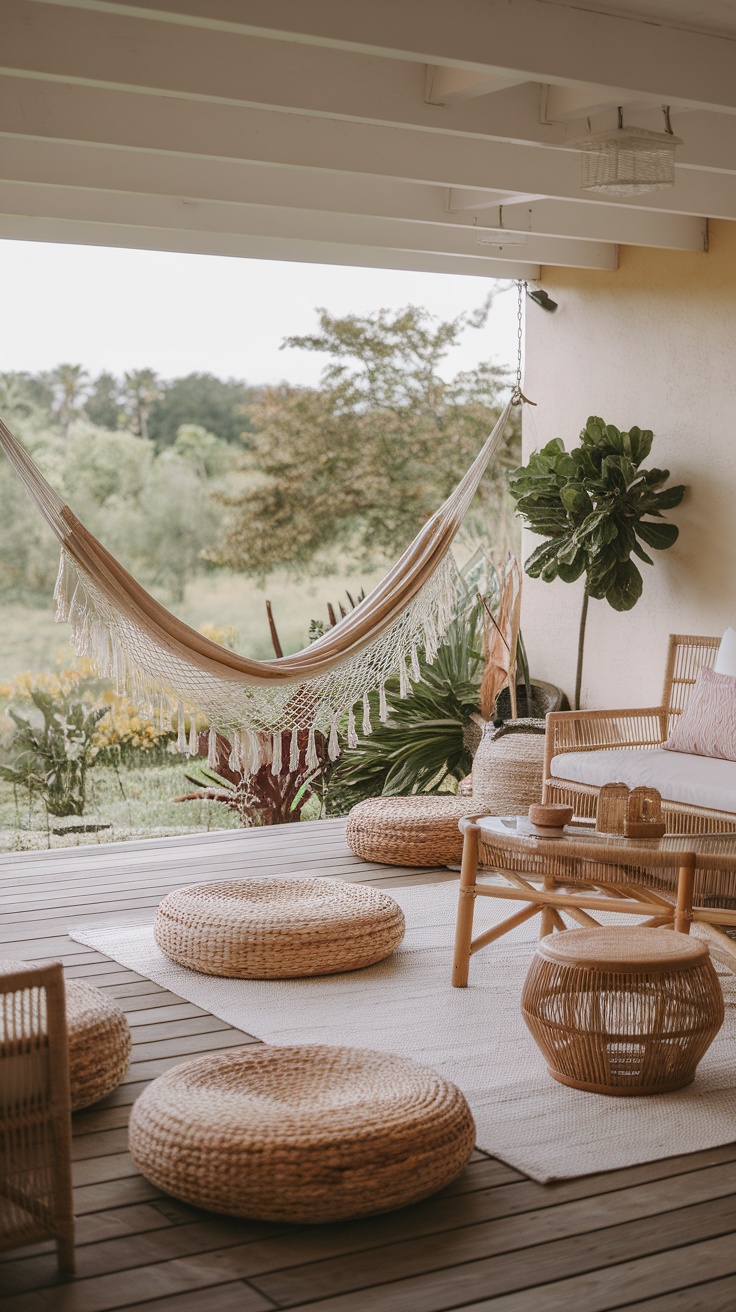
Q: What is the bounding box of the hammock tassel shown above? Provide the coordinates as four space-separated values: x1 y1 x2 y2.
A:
328 716 340 762
176 701 187 753
188 715 198 757
347 708 358 749
379 683 389 724
362 692 372 737
271 731 283 776
289 728 300 772
399 659 409 700
228 732 242 773
307 726 319 771
207 728 218 768
410 644 421 683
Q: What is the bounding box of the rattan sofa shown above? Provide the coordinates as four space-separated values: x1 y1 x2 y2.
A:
543 634 736 834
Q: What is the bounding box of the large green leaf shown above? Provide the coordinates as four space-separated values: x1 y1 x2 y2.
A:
636 519 680 550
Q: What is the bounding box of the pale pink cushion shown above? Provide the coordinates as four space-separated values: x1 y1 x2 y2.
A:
664 666 736 762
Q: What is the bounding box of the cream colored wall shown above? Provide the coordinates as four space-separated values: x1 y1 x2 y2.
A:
522 219 736 709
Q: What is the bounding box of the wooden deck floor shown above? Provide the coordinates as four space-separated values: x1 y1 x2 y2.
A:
2 818 736 1311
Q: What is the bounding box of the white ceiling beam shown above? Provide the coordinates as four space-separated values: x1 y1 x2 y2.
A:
1 76 733 219
32 0 736 115
0 211 541 278
0 137 704 251
542 84 664 123
424 65 528 105
0 180 618 269
452 194 707 250
2 6 732 180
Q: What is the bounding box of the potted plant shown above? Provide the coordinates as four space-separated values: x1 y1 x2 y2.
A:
509 417 685 708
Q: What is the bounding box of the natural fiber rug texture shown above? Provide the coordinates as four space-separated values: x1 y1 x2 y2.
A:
70 880 736 1182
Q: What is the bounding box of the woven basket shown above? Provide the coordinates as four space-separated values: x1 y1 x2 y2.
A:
471 721 545 815
346 795 470 867
129 1044 475 1222
154 876 405 978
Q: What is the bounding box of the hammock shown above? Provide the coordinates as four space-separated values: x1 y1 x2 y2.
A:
0 400 513 773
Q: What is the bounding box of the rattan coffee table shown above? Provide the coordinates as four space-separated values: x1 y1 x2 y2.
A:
452 816 736 986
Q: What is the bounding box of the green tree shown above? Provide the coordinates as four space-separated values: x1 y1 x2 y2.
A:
147 373 256 448
50 364 89 436
218 304 519 578
122 368 163 441
85 371 121 429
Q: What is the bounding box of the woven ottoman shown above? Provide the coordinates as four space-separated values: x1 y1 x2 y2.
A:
0 963 131 1111
154 876 405 978
522 927 724 1096
66 979 132 1111
346 795 470 867
128 1044 475 1222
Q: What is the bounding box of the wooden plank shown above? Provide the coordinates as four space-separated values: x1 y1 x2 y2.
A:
455 1232 736 1311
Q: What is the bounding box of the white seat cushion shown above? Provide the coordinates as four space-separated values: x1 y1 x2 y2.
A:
551 748 736 814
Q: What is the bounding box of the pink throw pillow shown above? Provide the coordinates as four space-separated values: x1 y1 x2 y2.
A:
664 665 736 762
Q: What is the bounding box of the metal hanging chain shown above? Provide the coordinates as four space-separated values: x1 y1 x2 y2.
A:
511 279 536 407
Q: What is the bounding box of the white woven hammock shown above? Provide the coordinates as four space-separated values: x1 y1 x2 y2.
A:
0 401 513 774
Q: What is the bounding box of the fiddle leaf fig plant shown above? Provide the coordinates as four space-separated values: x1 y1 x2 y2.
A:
508 417 685 708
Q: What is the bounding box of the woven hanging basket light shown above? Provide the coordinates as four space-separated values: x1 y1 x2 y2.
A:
571 125 682 197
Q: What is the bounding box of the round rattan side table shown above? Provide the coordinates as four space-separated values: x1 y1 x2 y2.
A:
129 1044 475 1223
154 876 405 978
521 927 724 1096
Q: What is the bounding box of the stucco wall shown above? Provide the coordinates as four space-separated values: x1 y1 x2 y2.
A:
521 219 736 710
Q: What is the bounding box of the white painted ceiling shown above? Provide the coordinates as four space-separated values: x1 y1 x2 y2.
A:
1 0 734 279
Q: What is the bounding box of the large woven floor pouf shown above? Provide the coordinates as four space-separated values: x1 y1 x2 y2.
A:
346 795 470 867
154 876 405 978
0 963 131 1112
65 979 132 1111
129 1044 475 1222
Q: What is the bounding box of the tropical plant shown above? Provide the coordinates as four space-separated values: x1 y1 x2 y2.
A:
49 363 89 435
508 417 685 707
325 558 496 807
175 730 329 826
0 689 106 816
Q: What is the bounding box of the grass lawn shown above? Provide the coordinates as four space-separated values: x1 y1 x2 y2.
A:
0 760 243 852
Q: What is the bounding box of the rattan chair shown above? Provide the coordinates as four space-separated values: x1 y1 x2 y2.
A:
0 962 75 1274
544 634 736 834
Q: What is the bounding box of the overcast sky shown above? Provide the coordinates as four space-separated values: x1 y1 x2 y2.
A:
0 239 519 388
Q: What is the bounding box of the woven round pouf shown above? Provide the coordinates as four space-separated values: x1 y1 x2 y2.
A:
346 795 470 867
65 979 132 1111
0 963 131 1111
129 1044 475 1222
521 928 724 1096
154 877 405 978
471 721 545 815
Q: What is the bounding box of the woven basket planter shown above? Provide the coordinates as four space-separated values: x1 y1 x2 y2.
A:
346 795 470 867
66 980 132 1111
471 721 545 815
154 876 405 978
522 927 724 1096
129 1044 475 1222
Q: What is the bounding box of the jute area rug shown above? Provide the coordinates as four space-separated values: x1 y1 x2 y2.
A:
70 880 736 1183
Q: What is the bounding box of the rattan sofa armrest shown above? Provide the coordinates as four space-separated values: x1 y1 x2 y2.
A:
543 706 668 778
